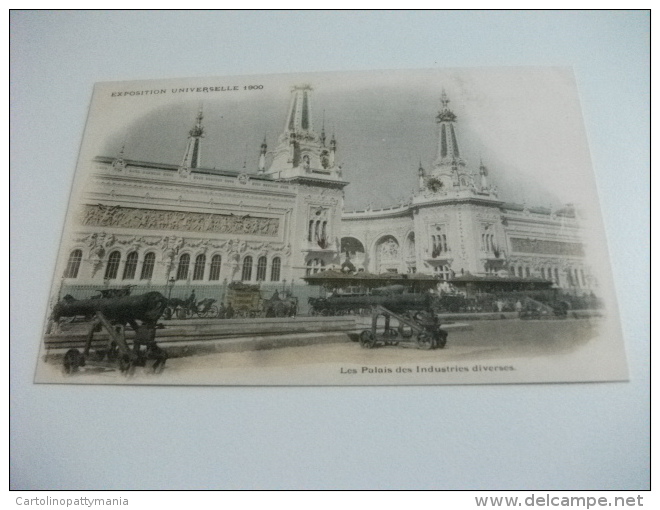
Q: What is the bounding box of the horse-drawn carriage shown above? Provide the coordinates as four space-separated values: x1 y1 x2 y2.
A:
163 291 219 320
225 283 298 318
262 290 298 318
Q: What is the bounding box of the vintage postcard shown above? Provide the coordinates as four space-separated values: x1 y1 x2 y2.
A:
34 67 628 385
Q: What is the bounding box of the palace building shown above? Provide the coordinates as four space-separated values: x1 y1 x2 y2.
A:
54 84 594 307
340 91 591 292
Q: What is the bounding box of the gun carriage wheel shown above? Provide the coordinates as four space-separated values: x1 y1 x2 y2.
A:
416 332 434 350
63 349 83 374
360 330 376 349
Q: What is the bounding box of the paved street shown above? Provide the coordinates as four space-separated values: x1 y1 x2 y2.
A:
166 317 600 369
36 318 604 384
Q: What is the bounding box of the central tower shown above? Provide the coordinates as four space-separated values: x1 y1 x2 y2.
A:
422 90 473 192
266 85 340 181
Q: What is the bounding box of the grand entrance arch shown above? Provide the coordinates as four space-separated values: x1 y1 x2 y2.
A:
373 235 401 274
340 236 366 271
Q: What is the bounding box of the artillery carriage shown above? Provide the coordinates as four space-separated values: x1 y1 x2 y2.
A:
50 291 169 374
360 306 447 350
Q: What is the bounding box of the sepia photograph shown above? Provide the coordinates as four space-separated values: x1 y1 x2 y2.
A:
34 67 628 386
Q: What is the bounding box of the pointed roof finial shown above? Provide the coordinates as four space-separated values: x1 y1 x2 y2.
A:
188 104 205 138
320 110 327 146
441 88 449 109
436 89 457 123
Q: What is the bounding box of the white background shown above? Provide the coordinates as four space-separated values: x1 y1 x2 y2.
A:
10 11 649 489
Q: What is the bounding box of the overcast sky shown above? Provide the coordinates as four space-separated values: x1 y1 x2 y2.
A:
85 67 598 215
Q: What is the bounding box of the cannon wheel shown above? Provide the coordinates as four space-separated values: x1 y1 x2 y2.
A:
147 345 168 373
118 354 135 375
397 323 414 338
416 332 434 350
360 330 376 349
63 349 82 374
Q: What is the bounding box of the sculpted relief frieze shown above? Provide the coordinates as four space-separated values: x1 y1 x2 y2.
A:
80 204 279 237
510 237 584 257
91 178 296 205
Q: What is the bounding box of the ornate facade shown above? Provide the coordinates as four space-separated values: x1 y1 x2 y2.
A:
340 91 593 292
55 85 594 299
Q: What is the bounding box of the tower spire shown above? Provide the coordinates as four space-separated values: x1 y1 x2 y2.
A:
418 158 426 190
426 89 470 192
112 141 126 171
435 89 460 162
285 85 314 133
258 134 268 172
320 110 326 147
181 105 204 170
267 85 342 181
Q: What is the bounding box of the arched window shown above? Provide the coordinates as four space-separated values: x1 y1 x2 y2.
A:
193 254 206 280
209 255 222 281
540 267 546 280
517 266 523 278
63 249 82 278
176 254 190 280
122 251 138 280
525 267 531 278
104 251 121 279
271 257 281 282
241 256 253 281
308 220 314 242
256 256 267 281
554 268 560 284
140 252 155 280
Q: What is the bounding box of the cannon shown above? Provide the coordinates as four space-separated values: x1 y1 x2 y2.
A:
50 291 169 375
309 292 437 316
359 305 448 350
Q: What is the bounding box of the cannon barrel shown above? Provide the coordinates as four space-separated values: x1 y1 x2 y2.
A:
319 293 435 313
52 291 168 325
